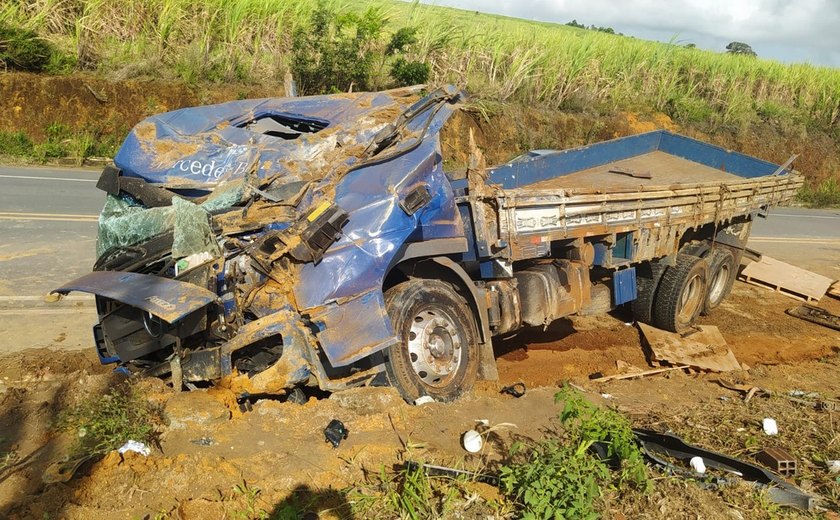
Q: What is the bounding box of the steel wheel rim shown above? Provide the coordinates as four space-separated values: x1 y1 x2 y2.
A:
406 307 463 388
708 263 730 304
678 274 703 321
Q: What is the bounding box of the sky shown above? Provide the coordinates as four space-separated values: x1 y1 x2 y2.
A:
418 0 840 67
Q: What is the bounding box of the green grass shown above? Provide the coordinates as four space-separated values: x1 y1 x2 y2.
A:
55 383 160 457
0 0 838 133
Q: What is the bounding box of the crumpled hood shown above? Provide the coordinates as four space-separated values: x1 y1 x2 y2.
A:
114 88 424 189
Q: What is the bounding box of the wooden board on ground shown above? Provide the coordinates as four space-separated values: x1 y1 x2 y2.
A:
639 323 742 372
829 281 840 300
739 255 834 302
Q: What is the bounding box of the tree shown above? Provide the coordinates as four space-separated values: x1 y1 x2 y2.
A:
725 41 757 57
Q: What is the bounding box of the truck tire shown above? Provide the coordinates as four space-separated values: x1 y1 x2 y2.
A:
702 248 736 315
652 254 709 332
632 260 666 324
383 279 479 402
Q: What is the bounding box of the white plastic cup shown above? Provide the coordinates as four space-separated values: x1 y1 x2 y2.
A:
690 456 706 474
762 418 779 436
462 429 483 453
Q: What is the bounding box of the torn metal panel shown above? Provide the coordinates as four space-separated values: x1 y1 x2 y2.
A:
53 271 217 323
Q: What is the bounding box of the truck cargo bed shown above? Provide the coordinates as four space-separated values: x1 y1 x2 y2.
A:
526 150 744 191
458 130 804 266
485 130 793 193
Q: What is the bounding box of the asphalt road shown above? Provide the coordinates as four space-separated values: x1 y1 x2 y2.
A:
0 165 837 354
0 166 101 298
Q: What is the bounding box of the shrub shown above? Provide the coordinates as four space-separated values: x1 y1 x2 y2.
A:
291 5 386 94
0 22 57 72
499 386 650 519
0 131 35 156
390 58 430 86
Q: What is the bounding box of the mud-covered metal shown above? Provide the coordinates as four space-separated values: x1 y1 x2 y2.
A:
53 271 218 323
56 85 468 390
54 84 803 396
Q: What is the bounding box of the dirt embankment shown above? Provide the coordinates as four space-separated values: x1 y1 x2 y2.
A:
0 73 284 142
1 72 837 185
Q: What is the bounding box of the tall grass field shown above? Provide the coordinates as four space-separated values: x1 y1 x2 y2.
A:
2 0 838 131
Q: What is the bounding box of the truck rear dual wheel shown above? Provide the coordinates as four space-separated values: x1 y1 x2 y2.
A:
652 254 709 332
632 260 666 325
383 279 479 402
702 248 736 315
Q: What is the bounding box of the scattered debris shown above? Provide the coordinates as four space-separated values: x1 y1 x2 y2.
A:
786 304 840 332
589 366 686 383
190 437 215 446
323 419 349 448
609 167 652 179
414 395 435 405
236 392 253 413
713 379 768 403
462 429 483 453
827 460 840 474
634 429 817 510
118 440 151 456
500 382 526 398
762 418 779 436
789 389 820 398
600 393 614 399
639 323 741 372
42 454 99 484
756 447 797 476
740 255 834 302
405 461 499 486
689 456 706 474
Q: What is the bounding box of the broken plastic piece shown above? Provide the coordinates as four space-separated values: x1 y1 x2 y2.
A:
118 440 151 456
690 456 706 474
462 429 483 453
763 418 779 436
414 395 435 405
500 382 526 398
634 429 817 510
324 419 349 448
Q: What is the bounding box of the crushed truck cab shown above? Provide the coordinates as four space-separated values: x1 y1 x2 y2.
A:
54 86 803 401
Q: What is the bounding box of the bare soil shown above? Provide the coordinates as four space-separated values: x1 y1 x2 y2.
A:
1 282 839 519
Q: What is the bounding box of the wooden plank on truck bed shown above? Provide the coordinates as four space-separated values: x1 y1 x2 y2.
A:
739 255 834 302
638 323 742 372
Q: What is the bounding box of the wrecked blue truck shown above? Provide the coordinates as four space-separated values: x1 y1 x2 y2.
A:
54 86 803 401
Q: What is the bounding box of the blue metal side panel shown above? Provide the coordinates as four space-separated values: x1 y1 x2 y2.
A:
294 114 466 366
613 267 637 305
488 131 663 189
658 132 785 178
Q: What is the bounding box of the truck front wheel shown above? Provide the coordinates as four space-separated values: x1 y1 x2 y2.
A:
653 254 709 332
383 279 479 402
